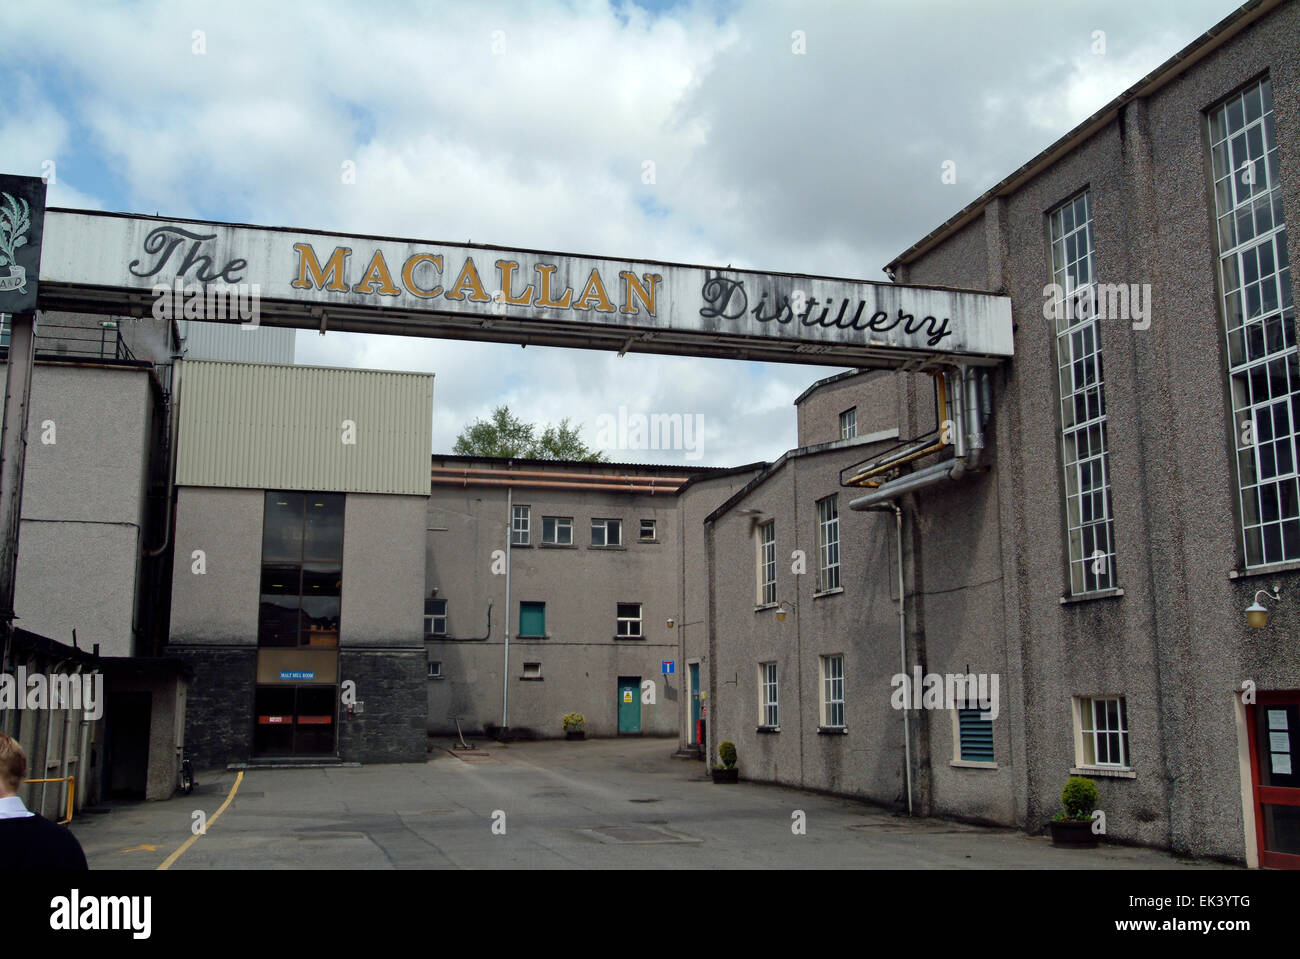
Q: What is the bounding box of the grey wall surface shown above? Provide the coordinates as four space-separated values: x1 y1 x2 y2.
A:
341 493 426 647
15 363 154 657
169 486 263 645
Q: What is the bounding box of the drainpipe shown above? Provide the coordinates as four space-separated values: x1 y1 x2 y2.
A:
501 487 512 736
893 504 911 816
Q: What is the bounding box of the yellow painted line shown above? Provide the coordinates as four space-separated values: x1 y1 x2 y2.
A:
120 844 158 853
157 770 244 871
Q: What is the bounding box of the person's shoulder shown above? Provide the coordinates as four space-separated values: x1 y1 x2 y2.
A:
2 813 89 870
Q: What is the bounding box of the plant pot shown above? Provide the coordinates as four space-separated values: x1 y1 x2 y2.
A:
1050 819 1099 848
711 767 738 784
565 729 585 740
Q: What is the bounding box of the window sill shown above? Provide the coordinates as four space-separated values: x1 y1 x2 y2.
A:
518 676 544 682
587 545 627 551
1071 765 1135 779
1230 559 1300 579
539 543 576 549
817 726 847 735
639 538 660 544
951 759 998 769
813 587 844 599
424 633 448 640
515 634 549 640
615 635 645 641
511 542 533 549
1059 587 1124 605
754 603 779 613
427 675 445 681
756 725 780 734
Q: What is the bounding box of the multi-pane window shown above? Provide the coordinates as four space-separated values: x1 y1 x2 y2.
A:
957 708 995 763
840 408 857 440
816 496 840 592
761 663 779 727
639 519 657 540
616 602 642 638
518 601 546 637
1078 696 1129 767
591 518 622 547
758 520 776 606
541 516 572 545
1210 78 1298 567
1049 189 1117 594
424 598 447 636
821 655 845 728
258 492 344 647
512 505 530 545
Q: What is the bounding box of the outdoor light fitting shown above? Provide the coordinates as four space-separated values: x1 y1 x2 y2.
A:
1246 585 1281 629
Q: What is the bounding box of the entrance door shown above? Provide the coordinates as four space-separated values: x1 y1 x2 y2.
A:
1246 692 1300 869
689 663 700 745
254 685 337 756
105 691 151 799
617 677 641 735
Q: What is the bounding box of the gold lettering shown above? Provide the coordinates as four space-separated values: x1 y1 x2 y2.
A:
534 264 573 309
572 268 616 312
352 249 401 296
495 260 536 306
401 253 444 298
292 244 351 292
620 272 661 316
444 257 491 302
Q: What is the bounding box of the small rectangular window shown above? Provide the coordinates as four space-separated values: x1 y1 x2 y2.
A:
640 519 657 540
760 663 778 727
616 602 642 638
957 708 994 763
519 601 546 637
542 517 573 545
840 408 857 440
591 518 622 547
821 655 845 728
512 505 531 545
427 661 442 679
424 598 447 636
1077 695 1129 767
522 662 542 679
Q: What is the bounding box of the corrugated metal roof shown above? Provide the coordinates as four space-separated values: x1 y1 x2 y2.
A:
176 360 433 495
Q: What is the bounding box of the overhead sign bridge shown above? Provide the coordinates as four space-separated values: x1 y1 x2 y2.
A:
35 209 1013 370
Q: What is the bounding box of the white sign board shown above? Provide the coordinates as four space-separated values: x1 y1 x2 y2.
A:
38 209 1013 368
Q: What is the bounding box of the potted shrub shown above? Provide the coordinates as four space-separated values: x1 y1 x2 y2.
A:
712 741 739 783
562 713 586 740
1049 775 1100 847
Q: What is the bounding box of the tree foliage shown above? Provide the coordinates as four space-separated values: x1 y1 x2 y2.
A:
452 405 607 462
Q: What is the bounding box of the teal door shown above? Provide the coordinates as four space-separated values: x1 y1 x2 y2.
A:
689 664 700 744
617 677 641 734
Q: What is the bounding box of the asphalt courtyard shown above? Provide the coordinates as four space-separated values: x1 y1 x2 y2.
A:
70 737 1234 870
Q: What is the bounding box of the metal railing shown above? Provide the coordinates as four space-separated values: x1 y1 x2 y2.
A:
23 776 76 825
0 316 138 362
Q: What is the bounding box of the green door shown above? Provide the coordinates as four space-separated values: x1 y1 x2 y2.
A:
617 677 641 734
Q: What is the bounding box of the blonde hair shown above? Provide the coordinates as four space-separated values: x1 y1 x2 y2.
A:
0 732 27 794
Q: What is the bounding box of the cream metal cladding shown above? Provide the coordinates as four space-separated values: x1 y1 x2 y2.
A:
37 209 1013 369
176 361 433 494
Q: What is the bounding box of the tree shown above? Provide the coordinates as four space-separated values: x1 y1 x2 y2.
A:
452 405 607 462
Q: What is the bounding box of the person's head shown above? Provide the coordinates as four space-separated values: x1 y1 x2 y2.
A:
0 732 27 798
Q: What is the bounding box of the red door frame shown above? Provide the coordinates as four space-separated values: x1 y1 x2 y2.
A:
1244 690 1300 870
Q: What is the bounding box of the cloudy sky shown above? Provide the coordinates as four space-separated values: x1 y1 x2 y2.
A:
0 0 1242 466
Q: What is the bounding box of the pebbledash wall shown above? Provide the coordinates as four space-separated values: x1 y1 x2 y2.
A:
167 360 433 766
706 0 1300 866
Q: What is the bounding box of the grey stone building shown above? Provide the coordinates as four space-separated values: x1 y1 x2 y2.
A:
705 0 1300 868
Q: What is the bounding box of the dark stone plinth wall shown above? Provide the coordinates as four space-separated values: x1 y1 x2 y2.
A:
166 645 256 769
338 648 428 763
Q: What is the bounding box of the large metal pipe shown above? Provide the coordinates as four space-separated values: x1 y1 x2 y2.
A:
432 466 689 484
431 476 682 494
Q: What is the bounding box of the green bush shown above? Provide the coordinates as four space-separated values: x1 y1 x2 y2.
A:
718 741 737 769
1061 776 1099 820
562 713 585 729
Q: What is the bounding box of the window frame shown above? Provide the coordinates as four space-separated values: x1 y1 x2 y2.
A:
541 516 573 546
590 517 623 547
616 602 643 639
760 662 779 728
952 707 996 767
518 601 547 638
839 407 857 440
427 661 442 679
816 495 841 593
820 654 845 729
639 518 657 541
424 597 447 637
1074 695 1131 770
757 520 776 606
512 505 531 546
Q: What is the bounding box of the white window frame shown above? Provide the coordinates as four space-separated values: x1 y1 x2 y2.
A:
541 516 573 545
757 520 776 606
1049 189 1118 595
950 707 997 769
839 407 857 440
1208 77 1298 568
427 661 442 679
512 505 531 545
639 518 657 540
1073 695 1131 770
522 662 542 679
816 496 841 593
616 602 642 638
424 598 447 637
591 517 622 547
820 655 845 729
760 662 778 728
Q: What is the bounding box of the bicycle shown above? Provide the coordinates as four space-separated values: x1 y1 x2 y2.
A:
177 747 194 795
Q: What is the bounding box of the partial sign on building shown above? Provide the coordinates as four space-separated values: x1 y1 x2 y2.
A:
36 209 1014 369
662 660 675 675
0 175 47 315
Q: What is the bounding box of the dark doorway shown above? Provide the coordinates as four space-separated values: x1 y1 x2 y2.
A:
254 685 337 756
105 691 152 799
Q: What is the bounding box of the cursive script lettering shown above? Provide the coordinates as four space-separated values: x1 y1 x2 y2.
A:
699 276 747 319
129 226 246 283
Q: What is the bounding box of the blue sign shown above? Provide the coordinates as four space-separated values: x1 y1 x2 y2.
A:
280 670 315 681
662 660 675 675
